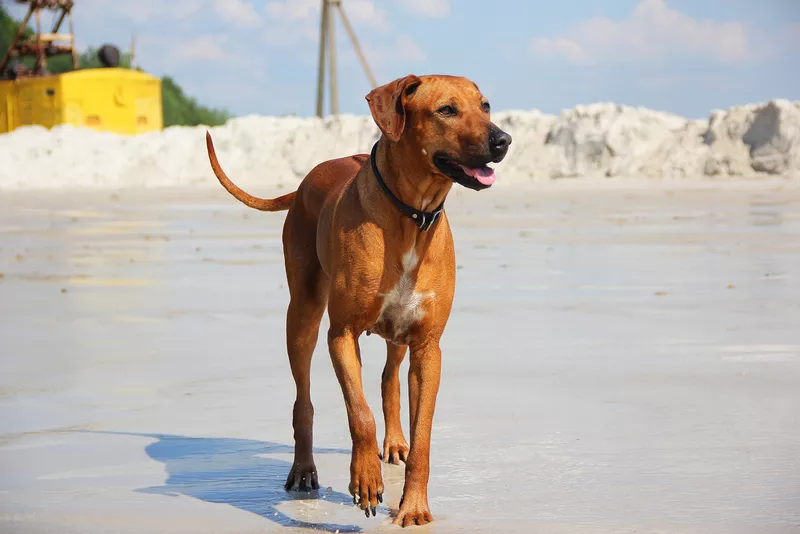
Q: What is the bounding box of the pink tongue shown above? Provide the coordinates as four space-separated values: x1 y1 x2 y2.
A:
459 165 496 185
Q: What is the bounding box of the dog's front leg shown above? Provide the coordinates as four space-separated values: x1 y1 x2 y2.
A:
394 341 441 527
381 342 410 464
328 326 383 516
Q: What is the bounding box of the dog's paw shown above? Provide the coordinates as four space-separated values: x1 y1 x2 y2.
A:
284 461 319 492
349 448 384 517
393 492 433 527
380 435 409 465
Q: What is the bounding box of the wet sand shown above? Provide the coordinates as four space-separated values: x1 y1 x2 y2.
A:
1 181 799 533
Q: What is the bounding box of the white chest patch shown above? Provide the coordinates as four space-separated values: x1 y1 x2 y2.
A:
375 249 434 344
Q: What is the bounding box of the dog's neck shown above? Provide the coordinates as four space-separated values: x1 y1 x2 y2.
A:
370 137 453 216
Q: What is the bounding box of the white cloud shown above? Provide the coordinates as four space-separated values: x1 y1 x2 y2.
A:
345 0 389 30
262 0 320 46
397 0 450 18
262 0 400 57
264 0 319 22
365 35 426 66
212 0 261 27
81 0 205 24
391 35 426 62
395 35 425 61
265 0 388 29
530 37 585 63
173 34 227 60
531 0 753 65
83 0 260 27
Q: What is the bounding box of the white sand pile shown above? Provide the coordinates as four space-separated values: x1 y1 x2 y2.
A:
1 99 798 190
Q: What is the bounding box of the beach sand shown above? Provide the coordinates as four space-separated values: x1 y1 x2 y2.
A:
1 181 799 533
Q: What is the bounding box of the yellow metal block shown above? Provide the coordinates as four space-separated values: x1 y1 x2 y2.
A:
0 82 11 132
0 68 162 135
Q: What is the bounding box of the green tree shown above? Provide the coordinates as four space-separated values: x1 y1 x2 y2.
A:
161 76 231 127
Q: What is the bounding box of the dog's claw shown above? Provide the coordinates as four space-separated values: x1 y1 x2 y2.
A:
285 463 318 493
382 437 410 465
371 506 376 517
364 508 370 518
378 493 383 504
393 492 434 527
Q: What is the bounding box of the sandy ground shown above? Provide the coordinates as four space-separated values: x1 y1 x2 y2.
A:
1 180 799 533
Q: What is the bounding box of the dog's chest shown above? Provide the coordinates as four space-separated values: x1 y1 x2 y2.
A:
371 249 434 345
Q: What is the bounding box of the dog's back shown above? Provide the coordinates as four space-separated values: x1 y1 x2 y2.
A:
293 153 369 221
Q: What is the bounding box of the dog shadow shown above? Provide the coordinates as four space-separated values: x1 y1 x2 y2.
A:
96 432 360 532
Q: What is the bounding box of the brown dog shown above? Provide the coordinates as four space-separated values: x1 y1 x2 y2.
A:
205 74 511 527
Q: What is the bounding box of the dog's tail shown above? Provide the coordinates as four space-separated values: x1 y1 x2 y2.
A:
206 131 296 212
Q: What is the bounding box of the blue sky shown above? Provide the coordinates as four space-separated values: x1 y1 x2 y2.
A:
6 0 800 118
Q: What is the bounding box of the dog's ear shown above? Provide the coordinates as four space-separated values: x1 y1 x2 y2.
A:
365 74 422 143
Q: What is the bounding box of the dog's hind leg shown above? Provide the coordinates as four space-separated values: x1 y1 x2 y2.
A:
282 208 329 492
381 342 409 464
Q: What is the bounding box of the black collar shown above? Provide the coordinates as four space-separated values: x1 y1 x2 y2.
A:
370 142 444 232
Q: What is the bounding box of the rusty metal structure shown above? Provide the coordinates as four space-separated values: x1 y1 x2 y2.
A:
0 0 78 78
316 0 377 117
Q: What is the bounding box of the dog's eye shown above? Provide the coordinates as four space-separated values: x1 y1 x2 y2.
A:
437 105 457 117
482 102 491 112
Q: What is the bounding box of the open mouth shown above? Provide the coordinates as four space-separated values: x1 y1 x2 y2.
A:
434 155 496 190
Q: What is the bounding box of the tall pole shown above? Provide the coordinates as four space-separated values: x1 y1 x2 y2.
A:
315 0 328 118
314 0 378 117
328 1 338 115
336 2 376 89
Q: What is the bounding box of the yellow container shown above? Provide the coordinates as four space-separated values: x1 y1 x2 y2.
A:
0 68 162 135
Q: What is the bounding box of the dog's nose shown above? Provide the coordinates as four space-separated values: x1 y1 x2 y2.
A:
489 128 512 162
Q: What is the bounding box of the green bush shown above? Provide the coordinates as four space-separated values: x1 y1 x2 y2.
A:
161 76 231 127
1 4 231 127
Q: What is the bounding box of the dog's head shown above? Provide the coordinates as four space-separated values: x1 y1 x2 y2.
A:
366 74 512 191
